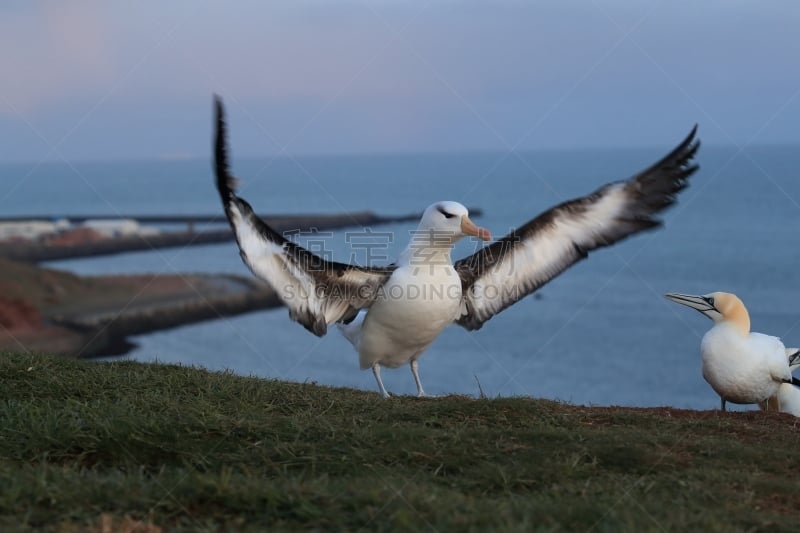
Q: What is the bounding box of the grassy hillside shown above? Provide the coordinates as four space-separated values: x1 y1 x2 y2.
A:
1 352 799 531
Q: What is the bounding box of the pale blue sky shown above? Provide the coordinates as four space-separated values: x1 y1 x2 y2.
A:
0 1 798 162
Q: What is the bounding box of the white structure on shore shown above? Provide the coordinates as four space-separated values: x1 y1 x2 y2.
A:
0 219 69 241
0 218 159 242
80 219 160 238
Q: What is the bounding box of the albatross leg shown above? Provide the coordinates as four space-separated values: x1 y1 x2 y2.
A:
410 359 427 397
372 364 390 399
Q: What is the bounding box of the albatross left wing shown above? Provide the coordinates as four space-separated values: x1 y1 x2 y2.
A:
214 96 395 336
454 126 700 331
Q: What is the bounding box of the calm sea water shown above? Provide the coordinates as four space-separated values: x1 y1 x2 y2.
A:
2 144 799 409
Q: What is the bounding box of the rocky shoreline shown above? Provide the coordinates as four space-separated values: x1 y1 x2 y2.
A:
0 261 283 358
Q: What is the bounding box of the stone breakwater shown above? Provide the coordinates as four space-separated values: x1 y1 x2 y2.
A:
0 267 282 358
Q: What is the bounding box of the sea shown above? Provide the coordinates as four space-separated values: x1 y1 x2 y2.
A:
2 144 799 410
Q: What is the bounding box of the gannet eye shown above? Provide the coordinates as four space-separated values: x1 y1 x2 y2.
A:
707 296 715 307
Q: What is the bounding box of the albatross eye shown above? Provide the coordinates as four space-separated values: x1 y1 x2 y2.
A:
436 206 456 219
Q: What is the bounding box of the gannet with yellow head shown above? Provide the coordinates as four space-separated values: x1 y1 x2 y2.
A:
665 291 799 411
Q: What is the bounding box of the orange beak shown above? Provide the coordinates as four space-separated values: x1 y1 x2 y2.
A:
461 215 491 241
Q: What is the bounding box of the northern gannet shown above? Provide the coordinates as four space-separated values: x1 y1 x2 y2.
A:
214 96 700 397
665 292 800 411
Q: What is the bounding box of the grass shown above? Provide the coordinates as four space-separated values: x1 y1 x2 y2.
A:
1 352 800 531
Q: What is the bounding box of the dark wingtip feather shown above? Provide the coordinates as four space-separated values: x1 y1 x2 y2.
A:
213 95 238 203
687 123 698 142
642 124 700 177
658 124 699 174
625 124 701 216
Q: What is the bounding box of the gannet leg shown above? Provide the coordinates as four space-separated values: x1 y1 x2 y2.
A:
372 364 390 399
720 398 726 412
410 359 427 397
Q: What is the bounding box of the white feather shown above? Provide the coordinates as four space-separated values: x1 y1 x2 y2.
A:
701 326 790 405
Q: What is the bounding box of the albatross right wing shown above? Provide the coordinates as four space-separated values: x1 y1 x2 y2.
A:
213 96 395 336
455 126 700 331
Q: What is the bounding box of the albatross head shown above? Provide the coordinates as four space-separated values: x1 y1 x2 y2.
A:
416 201 491 245
664 291 751 336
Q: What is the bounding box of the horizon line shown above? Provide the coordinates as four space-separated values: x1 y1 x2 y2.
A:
1 140 798 166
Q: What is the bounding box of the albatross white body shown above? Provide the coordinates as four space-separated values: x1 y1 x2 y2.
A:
360 265 460 362
213 95 700 398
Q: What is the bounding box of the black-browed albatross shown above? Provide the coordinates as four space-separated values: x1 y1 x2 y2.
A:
213 96 700 398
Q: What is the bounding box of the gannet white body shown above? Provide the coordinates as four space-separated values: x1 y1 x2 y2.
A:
665 292 796 410
214 95 700 397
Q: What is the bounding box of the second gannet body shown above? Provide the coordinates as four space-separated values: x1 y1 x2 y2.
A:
761 349 800 417
665 292 794 411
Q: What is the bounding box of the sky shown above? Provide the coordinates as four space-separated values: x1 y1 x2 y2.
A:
0 1 798 162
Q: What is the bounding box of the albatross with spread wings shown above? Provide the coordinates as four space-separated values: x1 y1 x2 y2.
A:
213 96 699 397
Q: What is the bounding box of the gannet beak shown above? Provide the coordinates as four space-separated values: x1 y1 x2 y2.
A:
461 215 491 241
664 292 718 318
